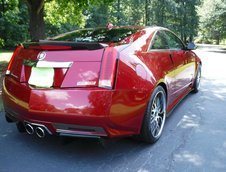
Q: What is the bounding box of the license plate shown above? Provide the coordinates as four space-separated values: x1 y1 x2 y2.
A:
28 67 54 88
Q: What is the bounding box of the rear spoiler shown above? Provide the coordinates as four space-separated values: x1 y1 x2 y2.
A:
23 40 108 50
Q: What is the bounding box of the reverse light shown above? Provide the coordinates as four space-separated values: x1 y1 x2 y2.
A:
6 45 23 75
99 48 118 89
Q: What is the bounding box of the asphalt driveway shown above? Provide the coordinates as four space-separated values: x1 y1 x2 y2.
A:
0 49 226 172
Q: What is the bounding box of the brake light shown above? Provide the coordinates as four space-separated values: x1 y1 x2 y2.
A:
6 45 23 75
99 48 118 89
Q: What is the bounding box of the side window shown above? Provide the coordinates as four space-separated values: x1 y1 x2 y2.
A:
150 31 168 50
164 31 184 50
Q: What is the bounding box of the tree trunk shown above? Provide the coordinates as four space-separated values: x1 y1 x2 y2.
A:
145 0 148 25
26 0 45 41
117 0 120 25
160 0 165 26
216 37 220 45
1 0 6 14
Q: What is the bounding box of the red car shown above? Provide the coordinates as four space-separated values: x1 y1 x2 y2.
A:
2 26 201 143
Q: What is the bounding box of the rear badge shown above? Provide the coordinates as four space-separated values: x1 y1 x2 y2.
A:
37 52 46 60
77 81 96 86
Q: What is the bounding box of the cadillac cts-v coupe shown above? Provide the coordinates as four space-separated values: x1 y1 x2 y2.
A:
2 26 201 143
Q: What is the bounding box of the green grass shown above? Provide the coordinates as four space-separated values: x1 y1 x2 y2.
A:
0 50 12 111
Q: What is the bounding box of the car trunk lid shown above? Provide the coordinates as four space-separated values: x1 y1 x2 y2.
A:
6 41 118 89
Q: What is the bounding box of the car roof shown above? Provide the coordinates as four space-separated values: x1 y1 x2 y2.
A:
51 26 168 39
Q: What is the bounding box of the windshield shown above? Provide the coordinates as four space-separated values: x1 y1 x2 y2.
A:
52 27 141 44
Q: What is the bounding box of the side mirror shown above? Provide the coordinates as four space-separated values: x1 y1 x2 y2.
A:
187 42 197 50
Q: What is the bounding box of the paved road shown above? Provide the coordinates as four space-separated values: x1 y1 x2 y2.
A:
0 50 226 172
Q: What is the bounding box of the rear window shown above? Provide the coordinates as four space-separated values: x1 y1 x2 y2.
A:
52 27 141 44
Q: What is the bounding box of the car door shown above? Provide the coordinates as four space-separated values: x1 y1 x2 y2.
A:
163 30 195 98
147 31 176 107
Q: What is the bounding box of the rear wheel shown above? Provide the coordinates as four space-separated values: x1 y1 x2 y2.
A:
193 65 201 93
5 115 13 123
140 86 166 143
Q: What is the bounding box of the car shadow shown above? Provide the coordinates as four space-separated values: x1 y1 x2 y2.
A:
1 76 225 171
0 88 199 163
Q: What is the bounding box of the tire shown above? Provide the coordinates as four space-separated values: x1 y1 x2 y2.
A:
5 115 13 123
140 86 166 143
192 65 201 93
16 122 26 133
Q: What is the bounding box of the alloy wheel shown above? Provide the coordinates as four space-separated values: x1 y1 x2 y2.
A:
149 90 166 139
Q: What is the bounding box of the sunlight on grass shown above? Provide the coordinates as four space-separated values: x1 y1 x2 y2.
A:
0 50 11 111
0 50 13 62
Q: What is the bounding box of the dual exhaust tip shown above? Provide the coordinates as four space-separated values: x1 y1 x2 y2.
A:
25 123 45 138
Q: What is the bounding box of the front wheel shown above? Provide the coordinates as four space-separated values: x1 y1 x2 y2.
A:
140 86 166 143
192 65 201 93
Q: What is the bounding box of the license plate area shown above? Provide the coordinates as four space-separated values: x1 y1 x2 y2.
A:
28 67 54 88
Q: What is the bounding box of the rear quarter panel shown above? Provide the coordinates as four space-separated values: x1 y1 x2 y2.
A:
109 29 161 133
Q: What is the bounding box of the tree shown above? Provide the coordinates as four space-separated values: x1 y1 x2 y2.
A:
23 0 113 41
128 0 146 25
146 0 200 42
145 0 150 25
0 0 29 47
105 0 145 26
85 0 200 42
175 0 200 42
44 0 86 37
24 0 45 41
198 0 226 44
85 3 109 28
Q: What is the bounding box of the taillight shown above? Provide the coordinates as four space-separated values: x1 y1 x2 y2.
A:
99 48 118 89
6 45 23 75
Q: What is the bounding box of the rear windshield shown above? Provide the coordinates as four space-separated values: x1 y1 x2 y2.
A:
52 27 141 43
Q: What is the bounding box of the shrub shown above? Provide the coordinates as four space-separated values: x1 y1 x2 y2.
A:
0 38 5 48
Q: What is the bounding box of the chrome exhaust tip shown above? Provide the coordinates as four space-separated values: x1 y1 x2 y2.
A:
35 127 45 138
25 123 34 135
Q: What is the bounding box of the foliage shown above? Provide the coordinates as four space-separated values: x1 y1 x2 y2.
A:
0 0 225 47
23 0 114 41
0 0 29 48
197 0 226 44
86 0 200 42
44 1 84 37
0 38 4 48
45 1 86 27
85 3 109 28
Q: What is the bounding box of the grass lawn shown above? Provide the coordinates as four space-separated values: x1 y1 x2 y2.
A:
0 50 13 62
0 50 12 111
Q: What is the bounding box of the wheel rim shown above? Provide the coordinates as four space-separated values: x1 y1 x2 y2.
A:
196 68 201 89
149 90 166 138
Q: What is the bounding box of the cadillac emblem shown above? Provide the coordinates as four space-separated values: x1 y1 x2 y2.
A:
37 52 46 60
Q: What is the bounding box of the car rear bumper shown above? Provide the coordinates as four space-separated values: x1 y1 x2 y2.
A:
2 77 147 138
